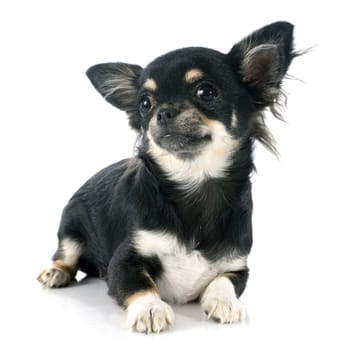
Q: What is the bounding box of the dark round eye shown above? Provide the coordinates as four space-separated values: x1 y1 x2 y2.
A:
140 96 152 113
196 84 218 101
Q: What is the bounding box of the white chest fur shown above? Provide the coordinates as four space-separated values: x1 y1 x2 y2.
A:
133 230 247 304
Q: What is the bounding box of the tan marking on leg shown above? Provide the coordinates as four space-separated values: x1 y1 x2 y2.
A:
53 260 77 280
144 272 158 290
184 68 204 83
143 78 157 91
218 272 234 279
124 273 159 308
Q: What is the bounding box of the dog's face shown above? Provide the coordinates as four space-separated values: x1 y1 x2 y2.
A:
138 48 245 159
87 22 296 164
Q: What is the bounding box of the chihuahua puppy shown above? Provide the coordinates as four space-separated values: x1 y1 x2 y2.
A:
38 22 298 333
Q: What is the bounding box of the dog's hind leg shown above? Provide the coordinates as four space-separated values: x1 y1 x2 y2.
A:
37 238 82 288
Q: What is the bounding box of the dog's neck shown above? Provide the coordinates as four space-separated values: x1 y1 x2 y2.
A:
142 135 254 200
145 123 244 195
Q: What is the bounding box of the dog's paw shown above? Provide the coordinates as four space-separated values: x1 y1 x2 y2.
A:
37 266 71 288
201 296 246 324
126 293 174 334
201 275 246 324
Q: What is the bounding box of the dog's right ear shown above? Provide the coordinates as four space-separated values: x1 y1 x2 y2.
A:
86 63 143 131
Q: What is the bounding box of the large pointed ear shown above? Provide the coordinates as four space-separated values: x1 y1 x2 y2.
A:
86 62 143 130
228 21 296 109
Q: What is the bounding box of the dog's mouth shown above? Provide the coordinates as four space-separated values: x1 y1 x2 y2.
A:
154 130 211 156
147 107 214 156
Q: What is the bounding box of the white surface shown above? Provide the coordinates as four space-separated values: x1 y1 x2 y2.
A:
1 1 349 349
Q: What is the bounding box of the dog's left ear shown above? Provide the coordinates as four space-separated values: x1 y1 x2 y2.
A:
86 63 142 131
228 21 296 108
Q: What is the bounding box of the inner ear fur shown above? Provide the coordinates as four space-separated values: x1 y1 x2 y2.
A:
86 62 143 131
228 21 296 108
240 43 279 87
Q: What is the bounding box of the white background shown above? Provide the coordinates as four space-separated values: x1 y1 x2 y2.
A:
1 1 349 349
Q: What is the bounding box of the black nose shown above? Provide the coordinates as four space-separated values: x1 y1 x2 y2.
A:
157 108 179 123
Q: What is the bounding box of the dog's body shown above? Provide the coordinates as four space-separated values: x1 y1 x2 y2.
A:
38 22 298 333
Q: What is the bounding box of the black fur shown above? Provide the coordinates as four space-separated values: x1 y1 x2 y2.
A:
39 21 298 330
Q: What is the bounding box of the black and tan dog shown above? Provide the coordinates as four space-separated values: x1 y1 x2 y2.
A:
38 22 298 333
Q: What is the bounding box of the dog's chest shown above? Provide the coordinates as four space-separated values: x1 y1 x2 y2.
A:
156 250 219 304
133 230 247 304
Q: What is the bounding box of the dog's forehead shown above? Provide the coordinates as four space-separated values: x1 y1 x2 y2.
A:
140 47 227 91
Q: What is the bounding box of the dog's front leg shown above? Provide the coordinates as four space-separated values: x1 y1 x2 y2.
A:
107 243 174 333
200 269 249 324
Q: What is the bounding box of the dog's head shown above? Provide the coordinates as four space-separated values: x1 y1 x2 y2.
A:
87 22 297 179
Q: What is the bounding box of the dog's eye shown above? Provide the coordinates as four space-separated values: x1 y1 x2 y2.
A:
140 96 153 114
196 84 218 101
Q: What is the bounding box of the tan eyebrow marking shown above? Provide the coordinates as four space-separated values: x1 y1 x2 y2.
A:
184 69 204 83
143 78 157 91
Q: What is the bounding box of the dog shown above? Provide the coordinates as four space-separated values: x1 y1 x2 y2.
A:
38 21 299 333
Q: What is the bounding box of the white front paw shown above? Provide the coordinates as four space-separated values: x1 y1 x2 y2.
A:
201 296 246 324
127 293 174 333
201 276 246 324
